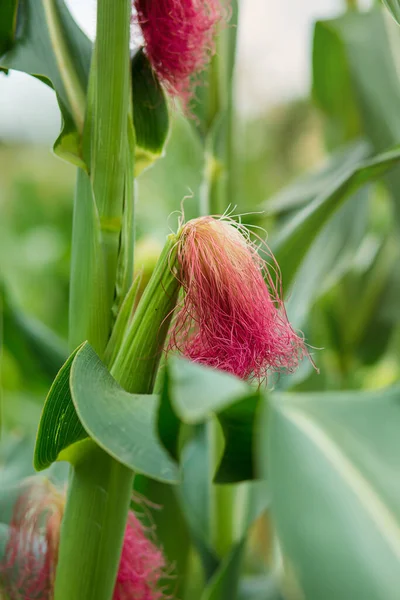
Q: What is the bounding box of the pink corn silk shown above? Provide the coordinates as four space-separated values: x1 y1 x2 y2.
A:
113 512 167 600
0 480 64 600
169 217 308 381
1 483 166 600
133 0 225 103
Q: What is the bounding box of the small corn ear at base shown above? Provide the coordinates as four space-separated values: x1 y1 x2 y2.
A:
0 478 168 600
0 478 64 600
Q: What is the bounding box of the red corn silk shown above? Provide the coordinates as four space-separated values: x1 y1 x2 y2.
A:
133 0 227 104
168 217 309 381
114 511 168 600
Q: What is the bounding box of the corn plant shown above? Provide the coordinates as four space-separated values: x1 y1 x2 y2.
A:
1 0 400 599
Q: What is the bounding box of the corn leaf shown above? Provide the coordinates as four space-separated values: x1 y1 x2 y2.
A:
272 146 400 288
34 342 179 484
0 0 91 166
132 49 169 175
268 385 400 599
383 0 400 25
158 357 262 483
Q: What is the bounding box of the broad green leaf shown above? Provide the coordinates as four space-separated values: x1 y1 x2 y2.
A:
159 357 262 483
312 16 362 147
70 342 179 483
158 356 248 458
215 394 261 484
313 9 400 221
0 0 18 56
0 0 91 165
284 187 368 330
1 285 67 382
268 386 400 600
272 147 400 287
383 0 400 25
314 10 400 152
131 49 169 175
35 342 179 483
266 140 370 214
165 357 249 423
34 345 87 471
158 359 265 585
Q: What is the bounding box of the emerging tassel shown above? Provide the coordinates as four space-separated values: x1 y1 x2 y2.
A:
168 216 309 381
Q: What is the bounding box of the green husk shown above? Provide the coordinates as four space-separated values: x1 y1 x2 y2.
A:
111 234 181 394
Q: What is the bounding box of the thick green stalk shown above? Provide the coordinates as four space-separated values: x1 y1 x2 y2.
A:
55 235 180 600
209 420 236 557
90 0 132 315
68 169 110 354
57 1 134 599
57 239 180 599
54 445 133 600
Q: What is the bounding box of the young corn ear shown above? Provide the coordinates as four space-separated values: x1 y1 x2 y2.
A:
0 478 168 600
168 216 309 381
133 0 228 103
115 512 167 600
0 478 64 599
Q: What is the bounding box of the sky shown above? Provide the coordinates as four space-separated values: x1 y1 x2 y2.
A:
0 0 372 142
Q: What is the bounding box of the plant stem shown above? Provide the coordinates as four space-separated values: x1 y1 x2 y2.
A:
54 445 133 600
209 421 236 557
56 234 180 599
68 169 110 354
56 0 134 598
86 0 133 342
